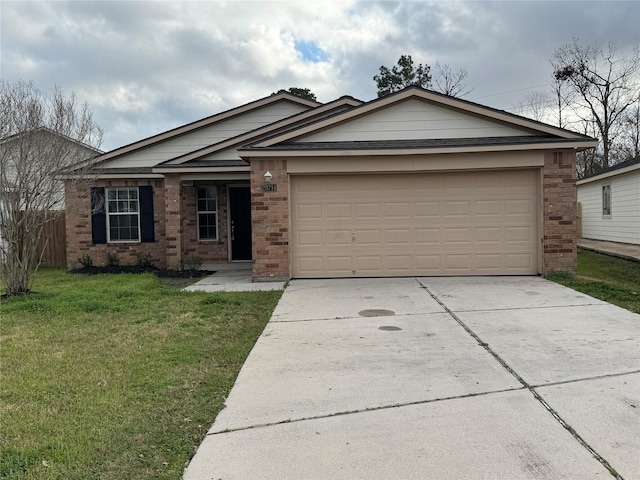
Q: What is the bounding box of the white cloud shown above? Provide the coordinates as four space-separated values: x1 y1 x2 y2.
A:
1 0 638 150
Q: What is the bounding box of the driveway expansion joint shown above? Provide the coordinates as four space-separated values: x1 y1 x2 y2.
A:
446 302 609 314
208 385 526 437
417 279 625 480
531 370 640 390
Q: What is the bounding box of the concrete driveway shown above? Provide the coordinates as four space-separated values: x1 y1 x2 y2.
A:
184 277 640 480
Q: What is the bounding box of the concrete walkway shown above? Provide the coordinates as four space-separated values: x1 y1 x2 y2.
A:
184 277 640 480
578 238 640 262
184 264 286 292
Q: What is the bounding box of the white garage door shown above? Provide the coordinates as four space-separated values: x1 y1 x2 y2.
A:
290 169 539 277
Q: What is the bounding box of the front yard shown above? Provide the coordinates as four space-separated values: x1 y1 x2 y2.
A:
1 249 637 479
0 269 281 479
546 249 640 314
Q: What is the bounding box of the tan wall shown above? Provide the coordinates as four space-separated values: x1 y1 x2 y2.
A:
250 159 290 280
65 179 167 269
542 150 577 274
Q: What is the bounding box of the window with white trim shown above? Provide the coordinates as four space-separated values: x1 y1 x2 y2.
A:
197 186 218 240
602 184 611 216
107 187 140 242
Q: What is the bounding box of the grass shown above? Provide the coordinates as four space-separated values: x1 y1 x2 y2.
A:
0 268 282 479
546 249 640 313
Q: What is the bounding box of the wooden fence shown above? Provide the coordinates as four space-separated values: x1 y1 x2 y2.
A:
38 212 67 267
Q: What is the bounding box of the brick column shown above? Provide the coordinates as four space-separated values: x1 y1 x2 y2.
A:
250 158 290 281
164 175 183 270
64 181 91 269
542 150 577 274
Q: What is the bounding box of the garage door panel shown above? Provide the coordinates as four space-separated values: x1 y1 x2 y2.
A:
326 229 351 246
506 226 533 242
444 200 472 216
296 230 323 246
354 202 382 218
326 256 353 274
476 200 502 215
296 203 322 220
415 228 442 244
385 202 411 218
414 201 441 217
355 256 382 272
385 229 411 245
506 199 533 215
476 227 502 243
326 203 352 219
355 229 381 245
291 170 538 277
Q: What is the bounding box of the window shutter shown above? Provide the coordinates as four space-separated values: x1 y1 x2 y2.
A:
139 186 155 243
90 187 107 244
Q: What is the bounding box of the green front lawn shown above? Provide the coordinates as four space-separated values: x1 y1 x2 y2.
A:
546 249 640 313
0 268 281 479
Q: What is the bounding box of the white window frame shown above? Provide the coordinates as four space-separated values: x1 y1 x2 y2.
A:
197 186 218 241
106 187 141 242
602 183 611 217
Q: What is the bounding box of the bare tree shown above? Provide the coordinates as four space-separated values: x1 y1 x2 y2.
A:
514 90 553 123
614 100 640 161
432 61 473 97
0 80 102 296
552 39 640 169
550 75 575 129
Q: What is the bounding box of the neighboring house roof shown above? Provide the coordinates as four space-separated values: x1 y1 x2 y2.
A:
0 126 103 154
577 156 640 185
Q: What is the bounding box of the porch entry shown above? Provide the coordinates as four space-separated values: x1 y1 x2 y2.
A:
229 186 252 261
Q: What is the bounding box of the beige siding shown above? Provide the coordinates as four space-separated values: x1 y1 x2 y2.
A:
578 170 640 244
103 102 310 168
290 170 539 277
298 99 535 142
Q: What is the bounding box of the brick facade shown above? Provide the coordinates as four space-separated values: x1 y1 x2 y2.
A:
65 179 167 269
542 150 578 274
66 178 240 270
66 151 579 277
250 159 290 281
181 182 230 265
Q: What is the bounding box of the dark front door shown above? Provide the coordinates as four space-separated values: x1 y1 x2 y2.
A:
229 186 252 261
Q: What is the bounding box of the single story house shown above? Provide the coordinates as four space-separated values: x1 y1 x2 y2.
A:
577 156 640 245
65 86 597 280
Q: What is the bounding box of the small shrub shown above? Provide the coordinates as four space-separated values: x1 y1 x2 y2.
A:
135 252 154 268
105 252 120 266
78 254 93 268
183 255 203 270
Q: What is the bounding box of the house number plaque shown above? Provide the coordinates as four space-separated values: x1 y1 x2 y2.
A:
262 184 277 192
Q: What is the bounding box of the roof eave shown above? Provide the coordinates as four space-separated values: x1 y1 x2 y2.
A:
577 163 640 185
152 166 251 174
239 140 598 158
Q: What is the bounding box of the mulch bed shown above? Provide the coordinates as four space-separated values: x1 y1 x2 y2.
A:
69 266 215 278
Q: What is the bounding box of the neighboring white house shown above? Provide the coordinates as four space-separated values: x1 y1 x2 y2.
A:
577 156 640 245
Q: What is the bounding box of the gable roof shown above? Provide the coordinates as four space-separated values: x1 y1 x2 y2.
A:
1 126 103 155
152 95 363 171
240 86 597 157
77 91 321 170
577 155 640 185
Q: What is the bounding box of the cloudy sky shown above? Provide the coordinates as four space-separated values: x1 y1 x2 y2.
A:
2 1 639 151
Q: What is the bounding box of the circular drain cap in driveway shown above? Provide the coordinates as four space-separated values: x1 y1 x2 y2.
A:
378 326 402 331
358 309 395 317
